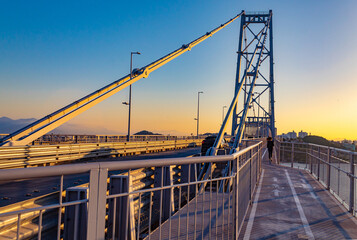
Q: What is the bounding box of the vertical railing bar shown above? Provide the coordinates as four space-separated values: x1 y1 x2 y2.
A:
349 153 355 213
73 192 80 240
137 193 142 240
178 186 181 239
209 166 212 240
318 147 321 181
148 191 153 240
125 169 131 240
227 161 232 239
194 165 198 240
57 174 64 240
186 164 191 240
215 179 218 240
310 146 313 174
282 145 284 163
159 167 164 240
169 184 172 239
221 173 225 240
16 213 21 240
112 197 117 239
338 161 340 196
291 143 294 168
201 175 205 240
305 145 308 169
38 210 43 239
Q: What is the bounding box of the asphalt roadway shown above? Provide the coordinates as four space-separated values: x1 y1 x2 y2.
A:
0 147 200 207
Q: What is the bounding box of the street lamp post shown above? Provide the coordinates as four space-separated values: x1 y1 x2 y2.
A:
123 51 141 142
222 105 227 125
195 91 203 138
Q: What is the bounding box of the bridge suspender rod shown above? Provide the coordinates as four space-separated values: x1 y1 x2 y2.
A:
1 11 245 147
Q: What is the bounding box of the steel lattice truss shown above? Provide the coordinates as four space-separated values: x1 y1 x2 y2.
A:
208 10 275 155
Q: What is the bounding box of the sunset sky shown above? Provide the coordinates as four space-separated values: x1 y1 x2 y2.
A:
0 0 356 140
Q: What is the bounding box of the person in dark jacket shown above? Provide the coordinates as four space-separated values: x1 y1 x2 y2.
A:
267 137 274 160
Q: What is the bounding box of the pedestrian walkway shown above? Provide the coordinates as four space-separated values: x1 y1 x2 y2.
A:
239 151 357 240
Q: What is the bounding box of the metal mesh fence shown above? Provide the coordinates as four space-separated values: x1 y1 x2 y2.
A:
276 140 356 215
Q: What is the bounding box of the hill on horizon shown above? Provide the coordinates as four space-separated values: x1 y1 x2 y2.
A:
134 130 162 135
302 135 345 149
0 116 122 135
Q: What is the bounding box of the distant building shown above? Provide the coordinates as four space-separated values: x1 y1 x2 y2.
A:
288 131 297 139
298 130 308 138
279 131 297 140
342 142 356 151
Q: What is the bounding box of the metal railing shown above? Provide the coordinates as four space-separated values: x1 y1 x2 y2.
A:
0 138 203 169
276 140 356 217
0 141 263 239
0 134 204 145
34 135 204 145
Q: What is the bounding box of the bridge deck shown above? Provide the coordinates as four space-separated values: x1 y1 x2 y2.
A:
147 151 357 240
146 192 233 239
239 151 357 240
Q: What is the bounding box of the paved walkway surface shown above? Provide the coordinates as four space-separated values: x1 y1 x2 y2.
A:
239 150 357 240
145 192 233 240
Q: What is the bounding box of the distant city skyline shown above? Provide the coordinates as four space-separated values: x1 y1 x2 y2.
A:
1 1 356 140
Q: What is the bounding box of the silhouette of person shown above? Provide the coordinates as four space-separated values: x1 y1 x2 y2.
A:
267 137 274 161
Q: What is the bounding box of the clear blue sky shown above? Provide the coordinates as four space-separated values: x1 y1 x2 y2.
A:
1 0 356 139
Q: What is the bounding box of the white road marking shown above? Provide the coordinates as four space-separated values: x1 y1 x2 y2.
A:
262 148 267 159
300 179 317 199
273 189 280 196
243 169 265 240
285 169 315 240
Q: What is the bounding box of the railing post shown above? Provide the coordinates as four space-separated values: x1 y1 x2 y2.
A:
87 167 108 240
249 149 252 202
233 156 239 240
317 147 321 181
260 143 263 173
310 146 313 174
349 153 355 213
277 141 280 164
282 144 285 164
291 143 294 168
304 144 307 169
327 148 331 190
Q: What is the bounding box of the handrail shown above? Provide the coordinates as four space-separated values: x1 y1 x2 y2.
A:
0 138 203 169
306 152 353 176
0 140 262 181
276 139 357 156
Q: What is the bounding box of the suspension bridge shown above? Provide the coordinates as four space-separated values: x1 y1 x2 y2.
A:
0 10 356 240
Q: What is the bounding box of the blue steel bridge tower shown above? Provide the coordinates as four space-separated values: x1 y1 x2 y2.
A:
231 10 275 143
207 10 275 156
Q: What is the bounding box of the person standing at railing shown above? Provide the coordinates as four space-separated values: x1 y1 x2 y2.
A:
267 137 274 161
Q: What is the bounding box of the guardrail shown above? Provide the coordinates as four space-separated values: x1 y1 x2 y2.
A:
275 140 356 217
0 139 203 169
0 141 263 240
27 134 205 145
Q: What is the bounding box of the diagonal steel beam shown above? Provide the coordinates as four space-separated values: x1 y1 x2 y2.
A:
1 11 245 146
